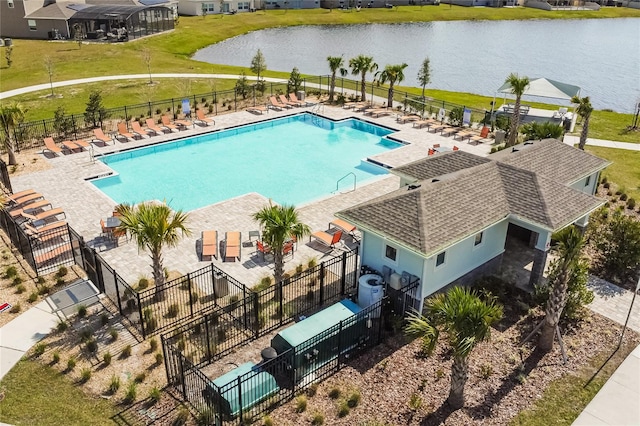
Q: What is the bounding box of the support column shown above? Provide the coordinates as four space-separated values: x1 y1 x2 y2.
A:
574 214 590 236
529 230 551 288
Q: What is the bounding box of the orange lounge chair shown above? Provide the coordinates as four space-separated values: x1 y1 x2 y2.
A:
11 193 44 207
246 106 267 114
24 221 68 244
92 128 113 145
74 139 91 149
279 94 298 107
310 230 342 250
161 115 179 131
371 109 392 118
195 110 216 126
397 114 421 124
43 137 63 156
201 230 218 261
131 121 151 137
413 119 435 129
61 140 81 152
289 92 306 106
224 231 241 262
329 219 357 237
146 119 167 135
469 126 490 145
117 122 138 142
9 200 51 219
6 189 36 204
23 207 65 224
34 243 72 266
269 96 290 110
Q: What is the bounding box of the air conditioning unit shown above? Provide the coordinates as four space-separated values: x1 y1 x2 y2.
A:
389 273 402 290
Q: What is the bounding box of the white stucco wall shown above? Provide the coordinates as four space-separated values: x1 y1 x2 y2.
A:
360 233 425 283
570 171 600 196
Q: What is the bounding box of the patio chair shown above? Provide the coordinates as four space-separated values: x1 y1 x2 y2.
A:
43 137 63 156
73 139 91 150
310 230 342 250
269 96 290 110
371 109 392 118
117 122 138 142
224 231 241 262
24 221 68 244
92 128 113 145
397 114 421 124
329 219 357 238
9 199 52 220
195 109 216 127
146 118 168 135
6 189 36 204
164 114 192 131
9 193 44 208
279 94 298 107
201 230 218 261
161 115 180 132
246 106 267 115
289 93 306 106
412 119 434 129
256 240 271 261
469 126 490 145
283 240 294 259
23 207 65 224
131 121 151 137
61 140 81 153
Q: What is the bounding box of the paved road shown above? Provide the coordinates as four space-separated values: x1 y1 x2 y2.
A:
563 134 640 151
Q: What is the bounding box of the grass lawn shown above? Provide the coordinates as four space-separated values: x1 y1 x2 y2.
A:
586 146 640 200
0 360 118 425
511 340 637 425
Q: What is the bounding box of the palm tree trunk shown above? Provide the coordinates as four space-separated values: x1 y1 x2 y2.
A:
539 273 569 351
152 250 166 302
387 83 394 109
447 356 468 409
273 250 284 302
507 96 521 147
7 148 17 166
329 73 336 103
578 114 590 150
361 73 367 102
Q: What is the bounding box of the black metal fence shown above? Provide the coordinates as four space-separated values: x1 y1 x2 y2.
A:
1 75 490 154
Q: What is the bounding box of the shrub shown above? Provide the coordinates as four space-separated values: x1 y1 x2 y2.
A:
67 356 77 371
328 387 341 399
603 182 610 189
149 337 158 352
121 345 132 358
124 381 137 404
137 276 150 290
155 352 164 365
109 328 119 341
56 320 68 333
620 193 628 201
4 265 17 278
308 257 317 268
254 275 272 292
535 258 592 320
173 405 190 425
85 338 98 353
79 328 93 342
11 276 22 286
295 263 304 274
627 198 636 209
108 375 120 394
100 313 110 326
295 395 307 413
9 303 21 313
27 292 38 303
37 285 50 295
480 364 494 379
37 276 45 284
149 386 162 404
80 368 92 383
134 372 146 383
33 342 46 357
408 393 422 411
57 266 68 277
197 408 215 425
103 351 112 366
311 412 325 425
601 176 608 184
262 416 274 426
166 303 180 318
52 351 60 364
216 329 227 342
77 304 87 318
15 284 25 294
143 308 157 332
306 383 319 397
347 390 361 408
435 369 445 380
337 400 350 417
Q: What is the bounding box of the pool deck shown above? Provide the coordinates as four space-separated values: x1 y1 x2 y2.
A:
10 105 492 288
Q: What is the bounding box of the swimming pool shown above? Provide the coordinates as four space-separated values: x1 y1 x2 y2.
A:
91 114 401 211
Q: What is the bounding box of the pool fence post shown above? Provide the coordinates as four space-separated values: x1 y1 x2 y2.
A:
234 91 238 111
71 115 79 140
192 95 197 115
204 313 212 360
278 279 284 326
187 273 194 318
214 92 218 115
41 119 48 140
171 98 175 117
124 106 128 123
252 293 260 337
112 268 122 313
340 251 347 295
137 291 145 339
319 262 325 305
242 283 248 329
211 266 218 301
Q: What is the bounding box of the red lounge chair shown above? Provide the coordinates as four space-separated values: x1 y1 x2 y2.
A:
92 128 113 145
256 240 271 261
310 230 342 249
195 110 216 126
43 137 63 156
201 230 218 261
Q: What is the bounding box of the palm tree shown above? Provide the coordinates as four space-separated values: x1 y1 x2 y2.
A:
503 73 530 147
538 226 585 351
417 57 431 101
327 56 347 103
571 95 593 150
349 55 378 103
0 102 27 165
253 202 310 297
116 202 191 301
405 287 503 409
377 63 408 109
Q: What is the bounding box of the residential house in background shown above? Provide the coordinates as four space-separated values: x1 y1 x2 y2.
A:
337 139 609 312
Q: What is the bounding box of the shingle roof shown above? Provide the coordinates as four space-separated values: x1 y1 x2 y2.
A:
392 150 491 182
25 2 77 19
490 138 611 184
337 153 605 257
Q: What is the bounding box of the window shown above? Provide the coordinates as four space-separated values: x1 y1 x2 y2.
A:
585 175 591 187
474 232 483 246
28 20 37 31
384 245 397 262
7 0 14 8
202 3 215 12
436 251 446 267
238 1 250 9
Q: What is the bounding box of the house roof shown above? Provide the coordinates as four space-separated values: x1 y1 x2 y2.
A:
490 138 611 185
26 0 172 20
337 140 606 257
25 2 78 19
391 150 491 182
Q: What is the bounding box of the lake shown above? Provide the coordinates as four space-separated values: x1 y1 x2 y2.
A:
193 18 640 113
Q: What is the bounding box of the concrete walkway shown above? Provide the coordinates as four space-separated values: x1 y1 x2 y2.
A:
572 277 640 425
0 300 59 381
563 134 640 151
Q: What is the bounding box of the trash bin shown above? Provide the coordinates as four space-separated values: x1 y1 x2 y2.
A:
214 272 229 298
296 90 305 101
494 129 506 145
4 38 12 47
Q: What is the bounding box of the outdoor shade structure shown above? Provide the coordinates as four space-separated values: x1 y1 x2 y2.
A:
496 77 581 101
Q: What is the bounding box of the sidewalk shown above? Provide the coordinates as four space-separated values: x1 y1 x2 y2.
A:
0 300 59 381
572 277 640 425
563 134 640 151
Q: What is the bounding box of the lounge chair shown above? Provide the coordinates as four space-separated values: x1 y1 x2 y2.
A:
61 140 81 153
343 102 364 110
429 123 447 133
201 230 218 261
117 122 138 142
279 94 298 107
146 118 167 135
23 207 65 224
246 106 268 115
329 219 357 238
397 114 421 124
310 230 342 250
269 96 290 110
92 128 113 145
440 127 456 137
413 119 435 129
24 221 68 243
9 200 51 220
131 121 151 137
224 231 241 262
162 115 190 131
371 109 392 118
195 110 216 127
454 130 474 141
34 243 72 266
11 193 44 207
6 189 36 204
43 137 63 156
354 103 372 112
469 126 491 145
289 93 306 106
161 115 180 132
74 139 91 149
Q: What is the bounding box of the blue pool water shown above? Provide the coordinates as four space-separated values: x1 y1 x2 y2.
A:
91 114 400 211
